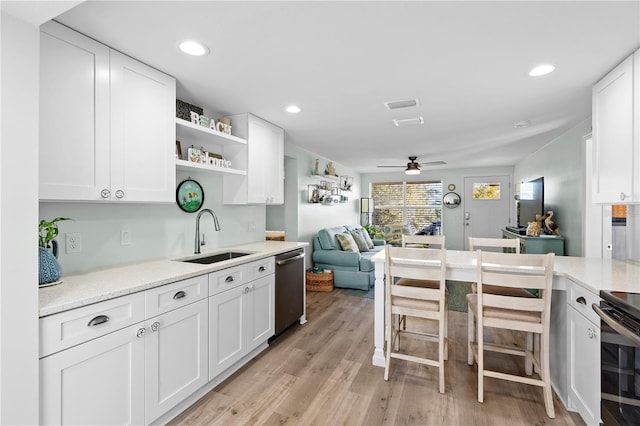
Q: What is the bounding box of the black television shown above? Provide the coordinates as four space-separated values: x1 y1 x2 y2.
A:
517 177 544 228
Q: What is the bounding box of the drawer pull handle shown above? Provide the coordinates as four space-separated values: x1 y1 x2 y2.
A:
259 266 265 272
87 315 110 327
225 276 234 283
173 290 186 300
576 296 586 305
151 321 160 332
136 328 146 338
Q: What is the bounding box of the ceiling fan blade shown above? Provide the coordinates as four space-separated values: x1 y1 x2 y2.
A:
376 165 406 168
419 161 447 166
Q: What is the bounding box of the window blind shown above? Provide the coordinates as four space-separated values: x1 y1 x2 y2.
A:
371 181 442 233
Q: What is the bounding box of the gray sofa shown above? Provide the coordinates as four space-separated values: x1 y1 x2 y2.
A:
312 225 385 291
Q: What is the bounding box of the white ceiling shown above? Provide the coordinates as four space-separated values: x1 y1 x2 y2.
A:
54 1 640 174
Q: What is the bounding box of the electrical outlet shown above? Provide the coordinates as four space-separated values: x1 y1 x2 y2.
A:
121 229 132 246
66 232 82 253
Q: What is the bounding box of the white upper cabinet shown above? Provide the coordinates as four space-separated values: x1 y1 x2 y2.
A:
39 22 176 202
39 21 111 201
223 113 284 205
110 51 176 202
591 50 639 204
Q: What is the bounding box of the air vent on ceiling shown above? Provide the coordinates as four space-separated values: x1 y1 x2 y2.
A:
384 98 419 110
393 116 424 127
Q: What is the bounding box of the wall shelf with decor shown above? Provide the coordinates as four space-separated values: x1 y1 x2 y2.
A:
307 184 348 205
311 173 339 181
175 118 247 175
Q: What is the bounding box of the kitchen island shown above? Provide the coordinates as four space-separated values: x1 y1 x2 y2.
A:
371 249 640 426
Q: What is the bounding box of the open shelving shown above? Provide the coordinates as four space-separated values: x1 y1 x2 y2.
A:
175 118 247 175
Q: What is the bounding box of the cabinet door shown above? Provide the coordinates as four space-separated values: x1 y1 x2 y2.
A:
246 115 284 204
40 323 145 425
39 21 111 201
246 275 275 352
567 305 601 425
145 299 208 423
592 54 635 203
110 50 176 202
209 285 245 379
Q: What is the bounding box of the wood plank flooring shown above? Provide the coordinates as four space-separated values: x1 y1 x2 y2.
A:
170 289 584 426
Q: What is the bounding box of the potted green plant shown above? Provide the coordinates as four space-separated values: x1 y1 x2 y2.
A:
38 217 70 285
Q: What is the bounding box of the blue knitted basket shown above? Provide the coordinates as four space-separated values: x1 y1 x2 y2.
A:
39 247 61 285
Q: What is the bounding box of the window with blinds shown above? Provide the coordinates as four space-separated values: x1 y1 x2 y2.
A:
371 181 443 233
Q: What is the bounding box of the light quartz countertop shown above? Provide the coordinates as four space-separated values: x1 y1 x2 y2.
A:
372 249 640 294
39 241 308 317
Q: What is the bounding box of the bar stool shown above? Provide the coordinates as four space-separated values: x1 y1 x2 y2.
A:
384 245 448 393
467 250 555 418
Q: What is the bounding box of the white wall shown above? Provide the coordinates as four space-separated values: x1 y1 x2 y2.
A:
282 143 361 266
40 169 266 274
0 9 41 425
361 166 514 250
514 119 591 256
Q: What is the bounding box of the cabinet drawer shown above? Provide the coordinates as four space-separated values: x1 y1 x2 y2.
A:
567 279 600 326
145 275 208 318
209 264 248 295
246 257 275 281
40 292 145 358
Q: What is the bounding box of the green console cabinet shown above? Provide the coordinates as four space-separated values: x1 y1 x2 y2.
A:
502 229 565 255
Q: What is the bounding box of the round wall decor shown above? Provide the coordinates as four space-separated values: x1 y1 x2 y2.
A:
176 178 204 213
448 183 456 191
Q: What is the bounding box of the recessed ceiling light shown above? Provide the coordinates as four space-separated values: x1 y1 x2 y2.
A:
393 117 424 127
529 64 555 77
179 40 209 56
286 105 301 113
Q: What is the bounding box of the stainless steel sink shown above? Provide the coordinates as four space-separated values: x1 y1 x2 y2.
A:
180 251 251 265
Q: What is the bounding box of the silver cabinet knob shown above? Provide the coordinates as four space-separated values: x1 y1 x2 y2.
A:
620 192 630 201
587 327 596 339
136 328 146 338
100 189 111 198
244 287 250 294
151 321 160 332
115 189 125 199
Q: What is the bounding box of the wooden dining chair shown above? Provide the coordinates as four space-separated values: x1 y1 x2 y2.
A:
384 245 448 393
467 250 555 418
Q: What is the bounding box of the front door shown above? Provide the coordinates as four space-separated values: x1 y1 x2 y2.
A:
463 175 511 249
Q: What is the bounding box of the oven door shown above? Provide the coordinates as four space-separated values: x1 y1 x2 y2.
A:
594 301 640 425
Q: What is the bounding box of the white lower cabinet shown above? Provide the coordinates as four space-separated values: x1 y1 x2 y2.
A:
145 298 208 424
209 274 275 379
567 280 601 426
40 322 146 425
40 275 209 425
40 258 280 425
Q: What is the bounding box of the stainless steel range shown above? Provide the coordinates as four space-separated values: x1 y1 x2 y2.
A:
594 291 640 425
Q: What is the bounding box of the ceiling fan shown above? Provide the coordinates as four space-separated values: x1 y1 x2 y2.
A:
377 156 446 175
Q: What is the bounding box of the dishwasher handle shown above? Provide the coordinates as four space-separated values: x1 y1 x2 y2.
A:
276 253 304 266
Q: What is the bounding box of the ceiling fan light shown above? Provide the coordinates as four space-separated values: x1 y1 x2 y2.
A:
405 162 421 175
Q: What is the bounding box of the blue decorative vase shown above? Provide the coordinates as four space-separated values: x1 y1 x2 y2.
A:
39 246 61 285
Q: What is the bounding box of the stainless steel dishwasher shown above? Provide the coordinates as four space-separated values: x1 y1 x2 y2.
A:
274 249 305 336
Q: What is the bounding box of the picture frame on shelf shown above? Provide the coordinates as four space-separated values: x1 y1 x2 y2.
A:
187 146 202 163
340 175 353 191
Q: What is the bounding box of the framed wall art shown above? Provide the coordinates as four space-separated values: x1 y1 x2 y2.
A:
176 178 204 213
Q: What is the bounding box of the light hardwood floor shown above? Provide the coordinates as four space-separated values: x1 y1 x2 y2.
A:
170 289 584 426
